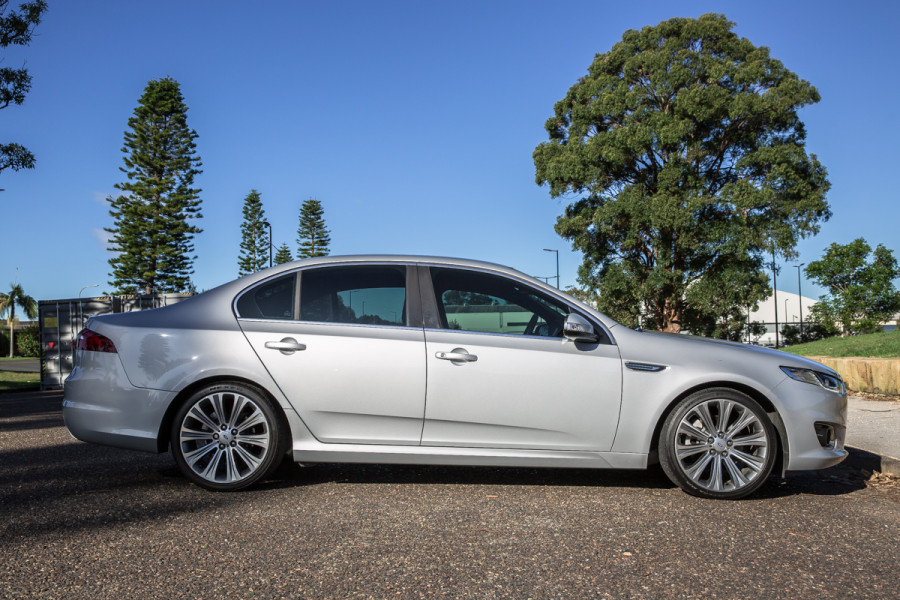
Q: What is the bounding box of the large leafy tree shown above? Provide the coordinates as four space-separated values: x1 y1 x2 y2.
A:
0 279 37 358
0 0 48 175
534 13 830 332
106 77 203 294
805 238 900 335
296 198 331 259
237 189 269 275
274 242 293 265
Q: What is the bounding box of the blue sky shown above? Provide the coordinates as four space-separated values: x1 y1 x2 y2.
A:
2 0 898 303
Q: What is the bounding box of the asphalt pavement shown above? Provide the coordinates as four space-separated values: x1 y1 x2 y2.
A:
1 390 899 599
847 395 900 475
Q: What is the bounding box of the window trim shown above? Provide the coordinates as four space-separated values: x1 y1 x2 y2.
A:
233 272 298 321
234 262 422 329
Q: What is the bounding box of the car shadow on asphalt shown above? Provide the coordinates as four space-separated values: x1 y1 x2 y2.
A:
0 390 874 535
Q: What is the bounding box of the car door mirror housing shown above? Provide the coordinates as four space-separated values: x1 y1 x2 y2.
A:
563 313 599 343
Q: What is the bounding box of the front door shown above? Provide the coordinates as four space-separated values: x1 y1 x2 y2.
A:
420 267 622 451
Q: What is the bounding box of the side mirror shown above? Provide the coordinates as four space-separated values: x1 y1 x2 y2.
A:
563 313 599 343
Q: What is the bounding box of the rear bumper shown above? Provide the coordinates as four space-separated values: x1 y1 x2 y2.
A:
62 352 176 453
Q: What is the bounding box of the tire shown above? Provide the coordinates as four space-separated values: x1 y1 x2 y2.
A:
171 383 286 491
659 388 777 500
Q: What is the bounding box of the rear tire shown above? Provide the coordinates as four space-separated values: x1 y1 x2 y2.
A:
659 388 777 500
171 383 286 491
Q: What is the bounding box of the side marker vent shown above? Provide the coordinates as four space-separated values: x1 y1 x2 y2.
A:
625 362 666 373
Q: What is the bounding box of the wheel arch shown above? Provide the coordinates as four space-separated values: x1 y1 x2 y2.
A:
155 376 291 454
648 381 789 476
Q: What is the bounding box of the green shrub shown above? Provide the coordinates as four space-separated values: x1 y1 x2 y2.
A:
0 330 8 356
15 325 40 357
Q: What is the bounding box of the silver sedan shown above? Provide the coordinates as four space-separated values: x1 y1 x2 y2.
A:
63 255 848 499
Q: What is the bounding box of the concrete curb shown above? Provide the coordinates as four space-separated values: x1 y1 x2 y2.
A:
879 455 900 478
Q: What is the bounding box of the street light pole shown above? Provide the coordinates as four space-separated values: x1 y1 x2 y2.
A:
772 247 779 347
542 249 559 288
261 221 272 268
795 263 805 341
78 284 99 298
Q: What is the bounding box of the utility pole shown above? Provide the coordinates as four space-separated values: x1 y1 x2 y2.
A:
543 249 559 288
772 247 779 348
262 221 272 268
795 263 805 341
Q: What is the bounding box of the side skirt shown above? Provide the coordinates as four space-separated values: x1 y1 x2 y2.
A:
292 441 648 470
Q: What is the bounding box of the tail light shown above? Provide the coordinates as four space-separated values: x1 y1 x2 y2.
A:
75 328 117 353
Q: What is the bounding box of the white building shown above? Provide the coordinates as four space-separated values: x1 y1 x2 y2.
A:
746 290 818 345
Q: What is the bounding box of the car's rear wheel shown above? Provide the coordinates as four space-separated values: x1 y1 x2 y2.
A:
171 383 285 491
659 388 777 500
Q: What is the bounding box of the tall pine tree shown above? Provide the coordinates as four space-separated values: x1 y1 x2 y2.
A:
106 77 202 294
296 198 331 258
237 190 269 275
274 242 293 265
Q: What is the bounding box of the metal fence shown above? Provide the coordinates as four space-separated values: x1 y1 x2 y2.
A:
39 294 192 390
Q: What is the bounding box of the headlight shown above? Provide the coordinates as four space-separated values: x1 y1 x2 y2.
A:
780 366 844 392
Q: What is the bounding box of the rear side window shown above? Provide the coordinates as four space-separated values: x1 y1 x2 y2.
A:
236 274 297 320
300 265 406 326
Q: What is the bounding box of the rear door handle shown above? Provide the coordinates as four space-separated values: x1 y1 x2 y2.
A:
436 349 478 363
265 338 307 355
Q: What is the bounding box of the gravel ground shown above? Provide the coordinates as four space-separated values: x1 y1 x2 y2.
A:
1 391 898 599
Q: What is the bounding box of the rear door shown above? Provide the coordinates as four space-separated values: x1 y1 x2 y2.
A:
237 264 426 445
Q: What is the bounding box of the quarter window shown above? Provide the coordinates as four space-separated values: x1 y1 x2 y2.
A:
300 266 407 326
235 274 297 320
430 268 568 337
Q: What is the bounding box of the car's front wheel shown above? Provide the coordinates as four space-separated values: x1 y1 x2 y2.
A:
659 388 777 500
171 383 286 491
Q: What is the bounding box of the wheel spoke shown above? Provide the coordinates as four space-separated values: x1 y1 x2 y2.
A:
180 427 213 441
183 440 216 466
210 394 228 427
233 444 264 470
716 399 734 433
224 447 239 482
677 421 709 442
188 405 219 433
676 443 709 460
685 452 713 483
200 447 224 480
237 408 266 432
693 403 717 436
228 395 249 428
725 409 757 437
730 448 766 473
236 433 270 449
723 455 750 487
709 455 724 491
732 431 768 447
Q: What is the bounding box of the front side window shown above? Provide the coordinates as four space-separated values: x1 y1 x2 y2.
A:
430 268 568 337
300 265 406 326
235 274 297 320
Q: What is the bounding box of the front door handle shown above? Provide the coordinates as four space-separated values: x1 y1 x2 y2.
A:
436 349 478 363
265 338 307 355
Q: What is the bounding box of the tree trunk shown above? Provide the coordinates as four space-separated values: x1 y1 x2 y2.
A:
661 298 682 333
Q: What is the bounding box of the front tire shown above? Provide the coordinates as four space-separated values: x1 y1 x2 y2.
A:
659 388 777 500
171 383 286 491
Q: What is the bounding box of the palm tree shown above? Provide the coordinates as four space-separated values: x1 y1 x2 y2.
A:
0 282 38 358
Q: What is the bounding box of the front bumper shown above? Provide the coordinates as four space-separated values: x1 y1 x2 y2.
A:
775 377 848 471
